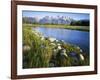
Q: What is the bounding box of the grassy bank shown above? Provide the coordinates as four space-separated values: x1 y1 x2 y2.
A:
23 27 89 68
23 23 89 31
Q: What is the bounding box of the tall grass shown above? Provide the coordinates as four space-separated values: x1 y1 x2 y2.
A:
23 27 53 68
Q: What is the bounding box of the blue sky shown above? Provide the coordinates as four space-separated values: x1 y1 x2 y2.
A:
22 10 90 20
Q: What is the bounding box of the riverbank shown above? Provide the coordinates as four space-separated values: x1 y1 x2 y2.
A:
23 27 89 68
23 23 89 32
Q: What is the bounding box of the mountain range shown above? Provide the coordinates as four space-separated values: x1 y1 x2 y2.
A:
23 16 89 26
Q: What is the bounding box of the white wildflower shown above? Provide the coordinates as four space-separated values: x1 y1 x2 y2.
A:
41 36 45 40
61 40 64 42
49 37 56 42
61 49 67 55
61 52 68 58
77 46 80 49
57 46 62 50
55 40 58 42
80 49 83 52
23 45 31 51
57 43 61 46
53 49 57 53
80 54 84 60
51 43 56 46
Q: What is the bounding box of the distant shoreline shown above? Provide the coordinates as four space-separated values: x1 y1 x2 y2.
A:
23 23 89 32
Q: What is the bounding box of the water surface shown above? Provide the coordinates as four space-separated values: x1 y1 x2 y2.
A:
33 27 89 54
